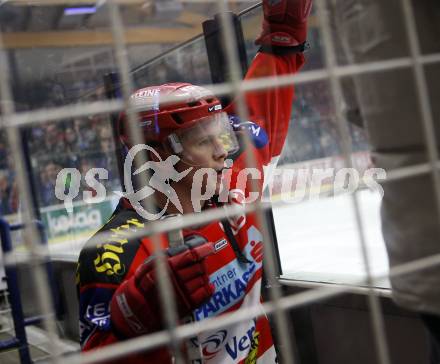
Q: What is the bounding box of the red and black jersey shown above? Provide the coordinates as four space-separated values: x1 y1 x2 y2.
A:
76 51 305 363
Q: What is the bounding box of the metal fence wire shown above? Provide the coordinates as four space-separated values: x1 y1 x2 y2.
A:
0 0 439 363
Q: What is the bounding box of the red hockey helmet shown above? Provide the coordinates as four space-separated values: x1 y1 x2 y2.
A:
119 83 221 144
118 82 239 162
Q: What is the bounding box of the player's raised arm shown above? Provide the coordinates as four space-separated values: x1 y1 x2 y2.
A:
235 0 312 160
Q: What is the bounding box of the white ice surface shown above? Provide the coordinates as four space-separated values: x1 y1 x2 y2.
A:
273 189 390 288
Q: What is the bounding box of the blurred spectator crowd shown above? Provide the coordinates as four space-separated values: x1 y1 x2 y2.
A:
0 134 18 215
279 81 369 166
28 115 120 208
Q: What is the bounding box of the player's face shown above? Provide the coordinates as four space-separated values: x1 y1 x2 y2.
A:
180 120 229 195
182 124 228 194
177 113 237 165
181 122 228 166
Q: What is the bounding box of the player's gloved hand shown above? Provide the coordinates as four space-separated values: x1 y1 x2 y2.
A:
110 235 215 337
255 0 313 47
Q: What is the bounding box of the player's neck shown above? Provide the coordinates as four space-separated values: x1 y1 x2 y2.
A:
153 184 206 214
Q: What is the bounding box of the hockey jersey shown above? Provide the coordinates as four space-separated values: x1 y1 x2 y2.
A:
76 50 305 363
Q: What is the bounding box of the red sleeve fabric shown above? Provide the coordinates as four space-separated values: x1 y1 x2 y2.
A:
244 51 305 161
226 51 305 165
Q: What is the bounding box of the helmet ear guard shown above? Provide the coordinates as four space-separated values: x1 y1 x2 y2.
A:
167 133 183 154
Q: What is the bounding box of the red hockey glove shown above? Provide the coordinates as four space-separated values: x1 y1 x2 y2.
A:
110 235 215 338
256 0 313 47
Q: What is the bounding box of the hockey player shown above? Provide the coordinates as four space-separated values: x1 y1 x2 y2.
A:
76 0 312 362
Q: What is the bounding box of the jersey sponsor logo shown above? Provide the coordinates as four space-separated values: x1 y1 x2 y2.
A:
225 324 260 362
244 225 264 265
85 302 110 326
244 329 260 364
194 262 256 320
199 323 260 362
200 330 228 359
226 189 247 235
94 218 144 276
80 288 112 328
195 227 264 320
79 287 113 346
214 238 228 252
249 240 263 264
